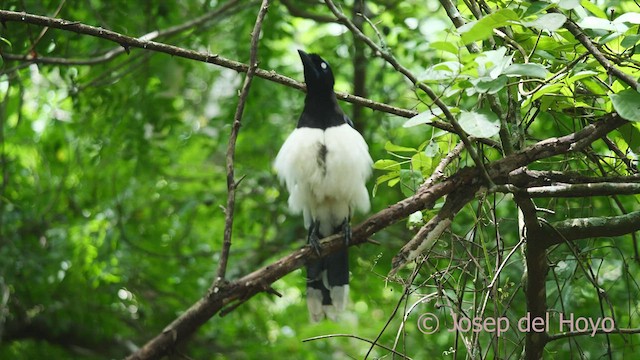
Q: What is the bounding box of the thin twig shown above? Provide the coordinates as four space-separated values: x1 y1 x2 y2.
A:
365 261 424 359
423 141 465 188
476 236 526 327
302 333 412 359
25 0 67 56
391 188 476 273
215 0 270 283
493 182 640 198
281 0 335 23
547 327 640 341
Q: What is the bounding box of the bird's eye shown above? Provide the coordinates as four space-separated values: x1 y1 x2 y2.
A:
320 62 327 70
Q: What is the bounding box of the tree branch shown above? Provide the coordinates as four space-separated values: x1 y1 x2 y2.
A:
350 0 367 128
389 185 476 273
281 0 335 23
423 141 465 188
507 168 640 186
216 0 270 282
487 115 625 183
302 333 412 359
513 193 548 360
543 210 640 246
547 327 640 341
496 182 640 198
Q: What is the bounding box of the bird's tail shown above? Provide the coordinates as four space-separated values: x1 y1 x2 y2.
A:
306 225 349 322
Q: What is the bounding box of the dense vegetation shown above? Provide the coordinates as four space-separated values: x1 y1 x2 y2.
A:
1 0 639 359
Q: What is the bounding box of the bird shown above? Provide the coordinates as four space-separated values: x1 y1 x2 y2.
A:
274 50 373 322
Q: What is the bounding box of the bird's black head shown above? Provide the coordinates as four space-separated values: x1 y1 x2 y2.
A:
298 50 335 95
296 50 346 129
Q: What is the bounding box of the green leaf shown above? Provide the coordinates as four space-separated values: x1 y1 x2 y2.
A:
600 32 623 45
411 152 431 173
459 9 519 44
376 171 400 185
618 123 640 153
384 141 417 152
399 169 423 197
531 83 564 101
433 62 463 72
423 141 440 157
523 1 550 17
373 159 401 171
418 62 462 81
557 0 580 10
621 34 640 48
578 17 628 32
580 0 607 18
614 13 640 25
567 70 599 83
404 108 444 128
458 110 500 138
470 75 508 94
373 171 400 196
522 13 567 31
407 210 424 227
430 41 460 54
476 47 512 78
503 63 549 78
609 89 640 122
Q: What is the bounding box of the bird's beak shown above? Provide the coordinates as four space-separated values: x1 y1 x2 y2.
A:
298 49 313 70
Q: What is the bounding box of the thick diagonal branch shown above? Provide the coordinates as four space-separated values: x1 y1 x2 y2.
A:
390 185 478 273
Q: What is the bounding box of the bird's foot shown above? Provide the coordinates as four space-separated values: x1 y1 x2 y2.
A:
308 221 322 256
341 219 352 246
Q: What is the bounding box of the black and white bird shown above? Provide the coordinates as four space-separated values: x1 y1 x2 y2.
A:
274 50 373 322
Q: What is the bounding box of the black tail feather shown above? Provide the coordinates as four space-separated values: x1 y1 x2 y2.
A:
306 222 350 322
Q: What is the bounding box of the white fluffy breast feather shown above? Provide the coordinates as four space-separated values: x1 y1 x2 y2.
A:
274 124 373 235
